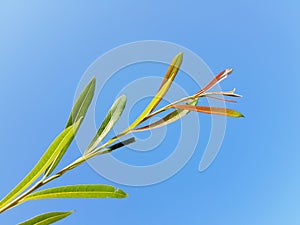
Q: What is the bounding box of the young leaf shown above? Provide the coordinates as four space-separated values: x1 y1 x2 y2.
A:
205 95 237 103
149 52 183 112
0 119 82 209
18 210 73 225
171 105 244 118
66 77 96 128
85 95 126 154
194 69 233 96
23 184 128 201
133 99 198 132
119 53 183 135
199 89 242 98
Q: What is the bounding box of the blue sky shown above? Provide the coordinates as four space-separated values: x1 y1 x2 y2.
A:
0 1 299 225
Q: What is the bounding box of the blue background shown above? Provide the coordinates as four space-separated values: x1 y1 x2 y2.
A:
0 1 299 224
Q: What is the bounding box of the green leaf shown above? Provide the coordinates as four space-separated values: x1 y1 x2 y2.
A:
171 105 244 118
66 77 96 128
0 120 82 209
149 52 183 113
44 118 83 177
45 77 95 176
24 184 128 201
133 99 198 132
18 211 73 225
86 95 126 153
120 53 183 134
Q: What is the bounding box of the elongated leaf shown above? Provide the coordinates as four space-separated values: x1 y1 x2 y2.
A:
205 95 237 103
45 78 95 176
24 184 128 201
120 53 183 135
66 77 96 127
171 105 244 118
200 89 242 98
150 52 183 112
85 95 126 154
44 119 82 177
18 211 73 225
133 99 198 132
194 69 233 96
0 119 82 208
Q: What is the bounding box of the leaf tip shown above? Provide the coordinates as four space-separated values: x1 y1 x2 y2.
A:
226 68 233 74
91 76 96 84
234 111 245 118
177 52 183 59
239 113 245 118
172 52 183 68
117 188 129 198
119 94 127 102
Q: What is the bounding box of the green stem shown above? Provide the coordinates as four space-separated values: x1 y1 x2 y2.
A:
0 150 107 213
0 136 136 214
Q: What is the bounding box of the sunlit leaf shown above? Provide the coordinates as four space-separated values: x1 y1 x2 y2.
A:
133 99 198 132
119 53 183 135
199 89 242 98
149 52 183 112
44 119 82 177
66 77 96 127
194 69 233 96
18 211 73 225
85 95 126 154
205 95 237 103
45 77 95 175
0 119 82 209
171 105 244 118
24 184 128 201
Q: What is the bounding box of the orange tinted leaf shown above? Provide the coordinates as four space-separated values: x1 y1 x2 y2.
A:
205 95 237 103
171 105 244 118
195 69 233 96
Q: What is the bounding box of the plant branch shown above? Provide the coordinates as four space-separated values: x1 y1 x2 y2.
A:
0 137 135 214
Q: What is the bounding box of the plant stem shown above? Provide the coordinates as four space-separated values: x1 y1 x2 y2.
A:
0 95 197 214
0 151 102 214
139 95 195 122
96 96 196 151
0 179 43 213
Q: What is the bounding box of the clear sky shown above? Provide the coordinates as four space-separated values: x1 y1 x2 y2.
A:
0 1 299 225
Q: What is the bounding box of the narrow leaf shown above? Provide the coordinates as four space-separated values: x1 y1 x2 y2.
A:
86 95 126 153
171 105 244 118
0 120 82 208
66 77 95 128
205 95 237 103
150 52 183 112
120 53 183 134
133 99 198 132
45 77 95 175
194 69 233 96
200 89 242 98
44 118 82 177
24 184 128 201
18 211 73 225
